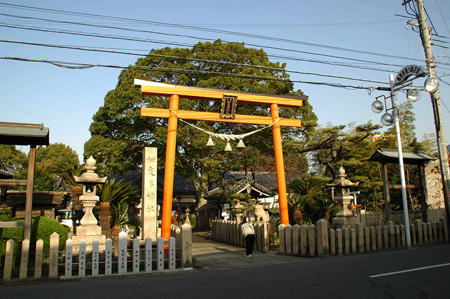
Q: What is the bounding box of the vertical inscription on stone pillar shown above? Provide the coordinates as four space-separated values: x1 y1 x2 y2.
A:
142 147 158 240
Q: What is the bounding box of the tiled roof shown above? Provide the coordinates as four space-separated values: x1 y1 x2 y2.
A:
111 170 196 195
205 171 281 199
0 158 15 178
368 147 435 165
0 122 49 146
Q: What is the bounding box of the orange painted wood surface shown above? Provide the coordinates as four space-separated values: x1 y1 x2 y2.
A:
141 108 302 127
136 80 304 108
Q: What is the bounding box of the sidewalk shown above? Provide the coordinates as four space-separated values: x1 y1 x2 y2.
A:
192 232 312 271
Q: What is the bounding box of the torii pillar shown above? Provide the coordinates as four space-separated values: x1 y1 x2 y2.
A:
134 79 305 241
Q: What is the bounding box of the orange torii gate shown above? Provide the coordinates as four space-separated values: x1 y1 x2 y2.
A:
134 79 305 241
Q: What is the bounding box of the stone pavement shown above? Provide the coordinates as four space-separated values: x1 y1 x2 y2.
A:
192 232 313 271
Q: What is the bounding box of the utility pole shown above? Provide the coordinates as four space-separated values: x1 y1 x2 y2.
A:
412 0 450 223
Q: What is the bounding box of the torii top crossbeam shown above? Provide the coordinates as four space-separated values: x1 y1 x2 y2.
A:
135 79 305 240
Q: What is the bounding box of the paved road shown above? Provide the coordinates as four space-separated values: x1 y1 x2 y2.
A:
1 233 450 298
191 232 312 270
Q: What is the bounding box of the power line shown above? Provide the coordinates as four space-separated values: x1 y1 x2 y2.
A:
0 1 441 61
0 23 423 73
0 55 378 90
0 13 424 70
0 39 393 85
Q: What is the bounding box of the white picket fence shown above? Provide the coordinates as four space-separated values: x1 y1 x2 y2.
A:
279 218 449 257
2 224 193 281
211 220 270 252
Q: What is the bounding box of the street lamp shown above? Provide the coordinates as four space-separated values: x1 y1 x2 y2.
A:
371 72 429 248
424 77 440 93
371 68 441 248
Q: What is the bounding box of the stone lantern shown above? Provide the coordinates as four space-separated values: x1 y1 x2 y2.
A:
234 201 244 223
72 156 107 251
327 167 359 230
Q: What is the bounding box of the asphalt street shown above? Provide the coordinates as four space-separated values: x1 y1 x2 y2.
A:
1 233 449 298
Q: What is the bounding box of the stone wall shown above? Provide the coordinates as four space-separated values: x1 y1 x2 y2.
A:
425 160 445 209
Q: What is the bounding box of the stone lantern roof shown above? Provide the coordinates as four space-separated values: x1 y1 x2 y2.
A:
326 167 359 188
74 156 107 184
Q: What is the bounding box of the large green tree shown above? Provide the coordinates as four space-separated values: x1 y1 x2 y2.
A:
86 40 317 201
0 145 28 169
36 143 79 169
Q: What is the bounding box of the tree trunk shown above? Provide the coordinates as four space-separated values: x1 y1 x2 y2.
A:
100 202 111 238
71 185 83 233
111 225 121 250
294 208 303 225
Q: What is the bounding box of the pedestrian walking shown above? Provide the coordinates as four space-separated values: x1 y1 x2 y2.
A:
241 218 255 257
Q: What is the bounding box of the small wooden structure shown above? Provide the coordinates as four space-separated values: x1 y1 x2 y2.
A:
368 147 434 222
0 122 50 240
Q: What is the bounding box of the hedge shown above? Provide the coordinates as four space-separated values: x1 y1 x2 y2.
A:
0 216 70 267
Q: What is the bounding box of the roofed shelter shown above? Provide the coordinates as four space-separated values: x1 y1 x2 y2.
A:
368 147 434 222
0 122 50 241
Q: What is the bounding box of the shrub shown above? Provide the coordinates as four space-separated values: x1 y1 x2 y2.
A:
0 207 13 221
190 216 197 228
0 216 70 267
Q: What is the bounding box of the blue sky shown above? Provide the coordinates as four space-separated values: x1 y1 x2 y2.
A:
1 0 449 163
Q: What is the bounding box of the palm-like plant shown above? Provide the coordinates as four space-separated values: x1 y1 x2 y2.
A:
52 163 85 223
52 163 85 190
287 174 333 225
288 194 312 225
96 178 139 238
110 201 129 228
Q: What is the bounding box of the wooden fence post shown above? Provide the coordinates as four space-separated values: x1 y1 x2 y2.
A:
370 227 376 251
356 223 364 253
292 225 300 254
157 237 164 271
118 231 128 274
308 224 316 256
285 225 292 254
343 229 350 254
3 239 14 280
263 222 270 252
105 238 112 275
328 228 336 255
410 223 416 246
279 224 286 254
317 219 328 257
415 219 423 245
376 226 382 250
133 238 140 273
388 221 395 249
65 239 73 277
49 232 59 278
169 237 176 270
79 239 86 277
180 223 192 268
145 238 152 272
92 238 99 276
440 217 449 242
19 239 30 280
35 239 43 279
300 225 308 256
364 227 370 252
422 223 428 244
350 228 356 253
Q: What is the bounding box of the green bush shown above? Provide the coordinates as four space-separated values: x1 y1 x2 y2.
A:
190 216 197 228
0 207 13 221
0 216 70 267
